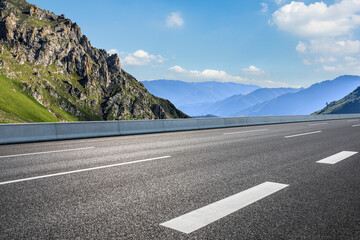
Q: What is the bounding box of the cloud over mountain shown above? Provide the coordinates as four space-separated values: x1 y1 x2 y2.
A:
272 0 360 75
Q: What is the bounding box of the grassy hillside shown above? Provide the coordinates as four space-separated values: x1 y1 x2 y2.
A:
0 73 60 123
0 0 188 123
0 44 99 123
314 86 360 114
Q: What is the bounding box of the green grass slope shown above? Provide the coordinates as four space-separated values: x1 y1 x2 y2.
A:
0 0 188 123
314 86 360 114
0 73 59 123
0 45 101 123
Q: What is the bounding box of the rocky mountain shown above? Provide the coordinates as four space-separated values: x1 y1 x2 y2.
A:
236 75 360 116
314 86 360 114
0 0 187 123
180 87 301 117
141 80 260 107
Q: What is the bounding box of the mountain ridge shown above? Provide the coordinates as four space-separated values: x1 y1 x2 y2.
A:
141 79 260 107
314 85 360 114
0 0 188 123
236 75 360 116
184 87 302 117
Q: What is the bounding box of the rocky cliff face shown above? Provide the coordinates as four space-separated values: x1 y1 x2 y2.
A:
0 0 188 122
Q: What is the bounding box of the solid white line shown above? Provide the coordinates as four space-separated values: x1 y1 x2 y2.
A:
284 131 322 138
347 119 359 122
0 147 95 159
352 124 360 127
317 151 358 164
224 129 269 135
160 181 288 234
0 156 171 185
309 123 328 126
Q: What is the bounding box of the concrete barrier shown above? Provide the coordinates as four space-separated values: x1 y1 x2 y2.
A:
163 119 199 131
263 116 280 124
0 123 57 144
312 115 324 121
275 116 288 123
55 121 119 140
225 117 247 127
119 120 164 135
288 115 304 122
246 117 266 125
306 115 317 121
197 118 226 129
1 114 360 144
340 114 359 119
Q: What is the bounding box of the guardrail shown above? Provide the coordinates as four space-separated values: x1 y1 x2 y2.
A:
1 114 360 144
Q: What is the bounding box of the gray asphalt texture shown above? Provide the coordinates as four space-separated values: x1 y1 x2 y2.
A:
0 119 360 239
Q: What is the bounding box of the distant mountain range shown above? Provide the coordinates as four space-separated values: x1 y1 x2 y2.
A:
180 88 301 117
237 75 360 116
141 80 259 107
314 85 360 114
142 76 360 118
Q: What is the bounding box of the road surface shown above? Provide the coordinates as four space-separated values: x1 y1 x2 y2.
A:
1 119 360 239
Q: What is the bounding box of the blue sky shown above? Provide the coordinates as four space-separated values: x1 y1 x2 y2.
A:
28 0 360 88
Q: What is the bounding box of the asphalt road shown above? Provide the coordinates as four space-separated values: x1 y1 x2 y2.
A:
1 119 360 239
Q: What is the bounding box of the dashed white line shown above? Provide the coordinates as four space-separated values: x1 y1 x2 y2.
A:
309 123 328 126
352 124 360 127
317 151 358 164
160 181 288 234
224 129 269 135
284 131 322 138
0 156 171 185
0 147 95 159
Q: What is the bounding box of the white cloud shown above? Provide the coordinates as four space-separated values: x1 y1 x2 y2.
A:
122 50 166 66
168 65 186 73
296 41 307 53
242 65 266 75
345 56 360 65
319 56 360 73
272 0 360 38
315 57 337 63
107 49 126 56
303 59 312 65
169 66 241 81
107 49 119 55
167 65 298 88
166 12 184 28
189 69 231 80
296 39 360 55
273 1 360 73
261 2 268 13
273 0 287 5
323 65 344 71
302 56 337 65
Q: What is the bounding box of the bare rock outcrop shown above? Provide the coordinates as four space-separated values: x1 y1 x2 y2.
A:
0 0 188 121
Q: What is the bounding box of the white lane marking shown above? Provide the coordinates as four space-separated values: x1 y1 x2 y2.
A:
347 119 359 122
160 181 288 234
224 129 269 135
317 151 358 165
284 131 322 139
352 124 360 127
0 156 171 185
309 123 328 126
0 147 95 159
